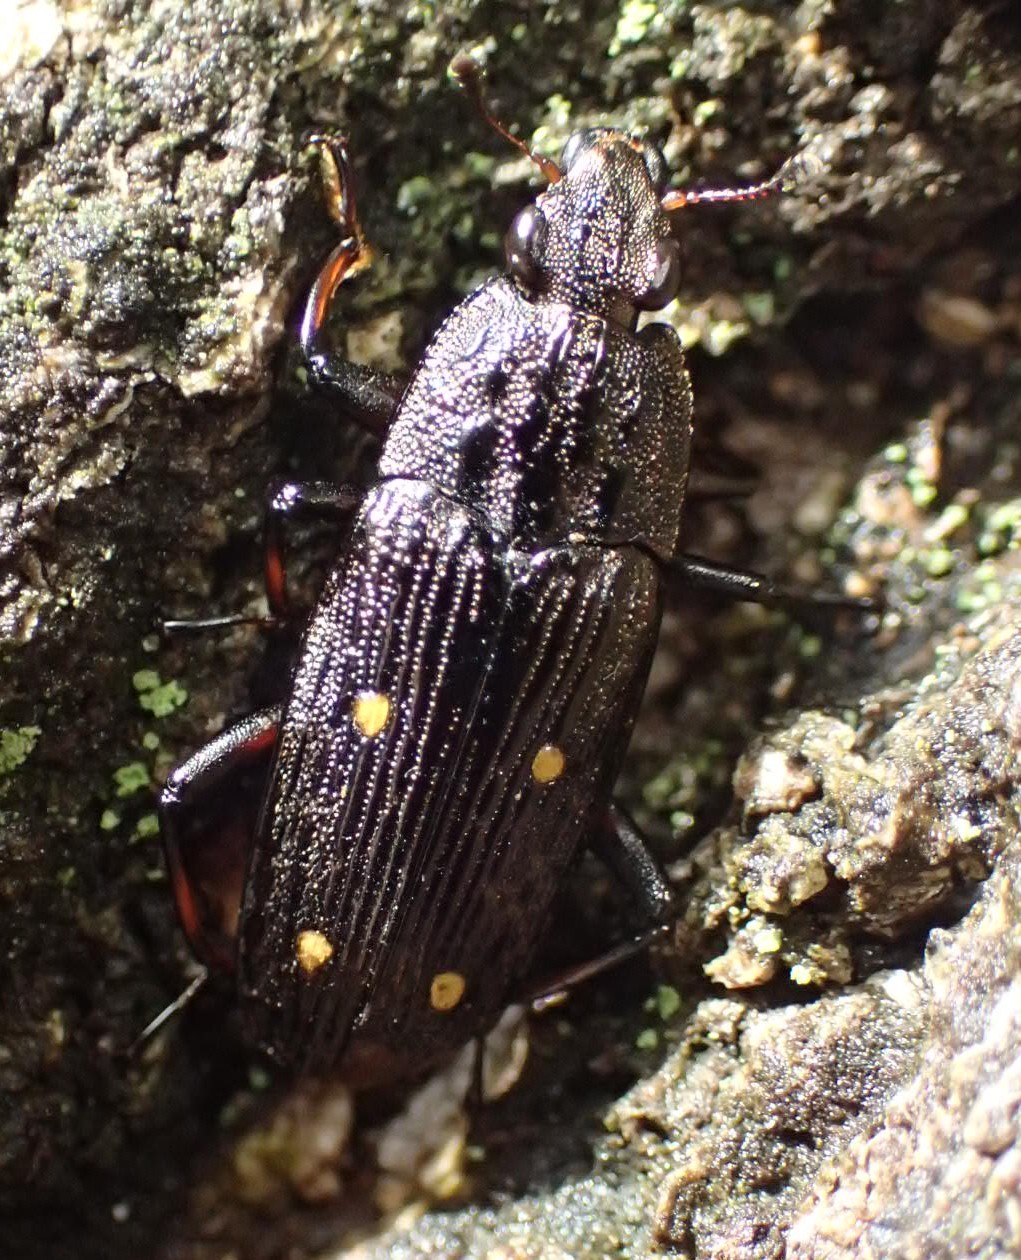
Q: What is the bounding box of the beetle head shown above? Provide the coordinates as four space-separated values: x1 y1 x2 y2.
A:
506 129 680 325
451 54 808 326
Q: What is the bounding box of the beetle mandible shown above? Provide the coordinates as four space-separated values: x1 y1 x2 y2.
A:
157 56 859 1083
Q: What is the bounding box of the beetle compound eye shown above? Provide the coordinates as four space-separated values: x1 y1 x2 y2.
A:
640 143 668 194
560 130 596 175
637 238 681 310
505 204 548 289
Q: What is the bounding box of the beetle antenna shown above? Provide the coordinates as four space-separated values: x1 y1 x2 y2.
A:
661 151 824 211
449 53 562 185
131 968 209 1054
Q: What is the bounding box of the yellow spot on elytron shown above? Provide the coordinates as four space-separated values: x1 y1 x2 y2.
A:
352 690 391 738
531 743 566 784
296 929 334 974
430 971 466 1011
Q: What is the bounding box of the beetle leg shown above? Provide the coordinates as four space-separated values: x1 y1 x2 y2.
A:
591 804 676 924
666 553 877 617
303 354 404 440
467 1035 486 1111
162 612 285 633
132 968 209 1052
300 137 405 438
159 706 281 973
517 808 676 1010
264 478 363 617
162 480 364 633
526 925 671 1012
685 469 756 502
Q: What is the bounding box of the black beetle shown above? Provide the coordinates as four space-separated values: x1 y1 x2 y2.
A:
156 57 862 1083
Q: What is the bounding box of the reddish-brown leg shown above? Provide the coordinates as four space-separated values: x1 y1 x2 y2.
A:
300 137 404 438
262 479 363 618
163 480 364 633
159 705 281 972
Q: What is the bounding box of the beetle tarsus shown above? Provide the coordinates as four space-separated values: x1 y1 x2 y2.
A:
500 807 676 1018
307 134 359 232
467 1035 486 1112
161 480 364 633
